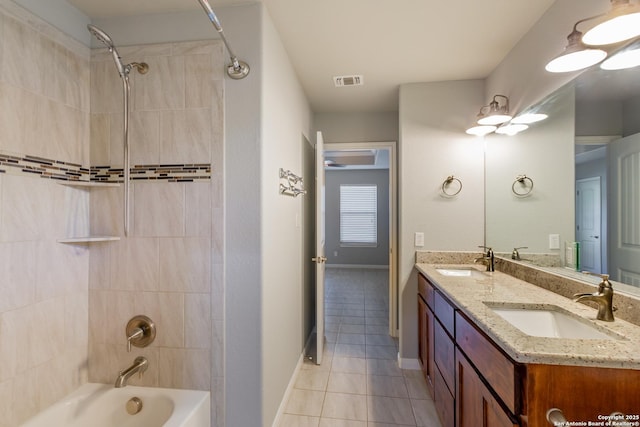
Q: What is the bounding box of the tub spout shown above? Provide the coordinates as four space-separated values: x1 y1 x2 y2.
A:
114 356 148 388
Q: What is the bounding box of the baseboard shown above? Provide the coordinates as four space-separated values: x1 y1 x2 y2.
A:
326 264 389 270
398 356 421 370
271 352 305 427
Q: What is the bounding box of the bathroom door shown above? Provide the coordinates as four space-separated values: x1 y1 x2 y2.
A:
608 133 640 284
576 177 601 273
313 131 326 364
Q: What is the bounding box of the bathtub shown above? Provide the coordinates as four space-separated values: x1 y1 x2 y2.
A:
21 383 210 427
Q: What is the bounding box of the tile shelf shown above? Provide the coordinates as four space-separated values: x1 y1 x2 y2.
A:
57 181 121 243
58 236 120 243
58 181 120 188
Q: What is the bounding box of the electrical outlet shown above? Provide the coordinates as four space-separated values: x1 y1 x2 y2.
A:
549 234 560 249
414 232 425 247
334 251 338 257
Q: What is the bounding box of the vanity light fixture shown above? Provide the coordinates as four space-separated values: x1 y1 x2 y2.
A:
476 95 512 125
582 0 640 46
511 113 548 124
601 42 640 69
545 21 607 73
495 123 529 136
465 125 497 136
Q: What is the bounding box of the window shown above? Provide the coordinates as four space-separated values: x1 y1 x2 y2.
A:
340 184 377 246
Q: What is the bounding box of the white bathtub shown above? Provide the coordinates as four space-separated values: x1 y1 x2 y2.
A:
21 383 210 427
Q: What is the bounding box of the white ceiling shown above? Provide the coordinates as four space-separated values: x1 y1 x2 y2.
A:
67 0 556 113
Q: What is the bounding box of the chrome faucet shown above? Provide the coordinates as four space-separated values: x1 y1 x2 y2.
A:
114 356 148 388
474 246 495 272
573 274 615 322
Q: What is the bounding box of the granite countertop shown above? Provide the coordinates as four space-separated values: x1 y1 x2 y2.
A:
415 263 640 370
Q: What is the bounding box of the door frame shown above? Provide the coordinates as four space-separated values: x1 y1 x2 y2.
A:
324 141 398 337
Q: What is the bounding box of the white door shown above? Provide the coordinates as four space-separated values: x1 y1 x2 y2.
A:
576 177 601 273
313 131 326 364
608 134 640 286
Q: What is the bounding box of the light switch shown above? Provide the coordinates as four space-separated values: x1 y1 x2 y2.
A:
414 232 425 247
549 234 560 249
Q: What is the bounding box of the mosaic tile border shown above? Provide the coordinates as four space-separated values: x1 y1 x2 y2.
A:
0 152 211 182
92 164 211 182
0 153 88 181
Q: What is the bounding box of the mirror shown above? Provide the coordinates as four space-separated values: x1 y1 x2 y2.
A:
485 56 640 296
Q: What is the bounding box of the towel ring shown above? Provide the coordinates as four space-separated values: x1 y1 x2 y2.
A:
512 174 533 197
441 175 462 197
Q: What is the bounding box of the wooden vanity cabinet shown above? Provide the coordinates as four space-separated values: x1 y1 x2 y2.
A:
417 273 435 397
418 271 640 427
456 348 518 427
419 273 518 427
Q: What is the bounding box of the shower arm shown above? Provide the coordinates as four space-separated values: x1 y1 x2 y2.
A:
196 0 250 79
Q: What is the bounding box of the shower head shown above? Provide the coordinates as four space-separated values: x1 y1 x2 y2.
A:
87 24 125 77
87 24 114 49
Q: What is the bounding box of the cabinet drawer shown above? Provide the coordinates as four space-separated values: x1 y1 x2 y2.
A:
455 312 518 414
434 365 455 427
434 291 455 336
434 319 455 394
418 273 435 309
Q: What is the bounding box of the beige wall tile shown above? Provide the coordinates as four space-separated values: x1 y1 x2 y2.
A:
0 82 25 154
0 241 36 312
67 51 91 112
65 291 89 348
185 181 212 237
142 55 185 111
29 297 66 368
89 242 111 290
185 294 211 349
90 59 122 114
185 54 214 109
90 187 123 237
90 113 111 165
109 238 159 291
133 182 185 237
0 312 17 382
160 108 212 164
158 348 211 390
2 16 42 94
212 320 223 378
130 110 160 165
159 238 210 292
12 370 39 425
0 379 15 427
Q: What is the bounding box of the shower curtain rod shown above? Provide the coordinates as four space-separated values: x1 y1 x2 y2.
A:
196 0 250 79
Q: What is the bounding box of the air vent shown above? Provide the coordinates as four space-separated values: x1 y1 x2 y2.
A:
333 75 364 87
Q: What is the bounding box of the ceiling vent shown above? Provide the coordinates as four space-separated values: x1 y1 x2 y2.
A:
333 75 364 87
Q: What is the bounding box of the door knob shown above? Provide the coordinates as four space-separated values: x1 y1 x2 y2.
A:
312 256 327 263
589 236 600 239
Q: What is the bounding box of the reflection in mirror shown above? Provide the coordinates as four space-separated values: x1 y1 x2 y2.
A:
486 58 640 295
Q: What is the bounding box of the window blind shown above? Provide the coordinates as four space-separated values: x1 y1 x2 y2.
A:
340 185 377 245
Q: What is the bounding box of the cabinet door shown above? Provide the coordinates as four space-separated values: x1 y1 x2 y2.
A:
418 295 435 397
456 349 517 427
418 296 428 373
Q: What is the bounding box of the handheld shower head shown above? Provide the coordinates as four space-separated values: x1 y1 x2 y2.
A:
87 24 114 49
87 24 125 77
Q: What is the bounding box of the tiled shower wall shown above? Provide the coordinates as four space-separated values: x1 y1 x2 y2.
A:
87 41 224 425
0 2 225 425
0 4 91 426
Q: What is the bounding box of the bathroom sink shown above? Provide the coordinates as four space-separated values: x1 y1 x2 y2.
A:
487 304 623 340
436 267 486 278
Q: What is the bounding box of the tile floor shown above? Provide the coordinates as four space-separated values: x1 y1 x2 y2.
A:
279 268 442 427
